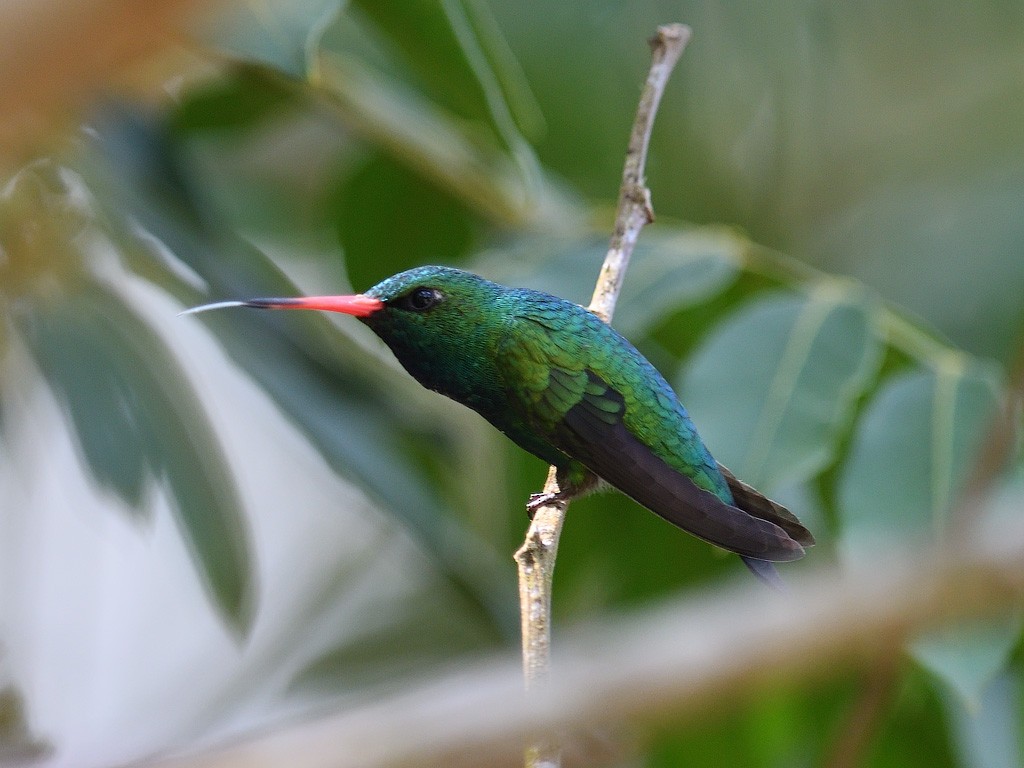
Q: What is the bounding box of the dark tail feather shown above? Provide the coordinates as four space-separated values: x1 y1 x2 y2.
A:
718 463 815 547
741 556 787 591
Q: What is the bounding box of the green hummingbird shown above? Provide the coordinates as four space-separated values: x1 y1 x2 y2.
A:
185 266 813 585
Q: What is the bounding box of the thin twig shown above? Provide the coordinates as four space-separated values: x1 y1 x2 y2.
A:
512 24 691 768
589 24 690 323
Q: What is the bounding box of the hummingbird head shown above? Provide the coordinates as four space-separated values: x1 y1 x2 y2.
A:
359 267 508 396
361 265 502 339
183 266 509 397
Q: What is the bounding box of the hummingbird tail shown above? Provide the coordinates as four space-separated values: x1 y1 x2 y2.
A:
740 556 787 591
718 463 815 547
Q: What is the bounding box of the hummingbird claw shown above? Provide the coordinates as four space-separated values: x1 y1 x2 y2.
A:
526 492 565 519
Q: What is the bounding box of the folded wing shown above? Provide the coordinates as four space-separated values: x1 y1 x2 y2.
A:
553 370 805 561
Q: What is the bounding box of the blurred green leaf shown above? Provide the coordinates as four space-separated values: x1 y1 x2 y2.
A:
201 0 571 229
19 283 255 634
472 227 740 336
309 49 577 230
201 0 567 232
346 0 544 143
615 229 743 338
169 66 299 134
332 151 478 289
814 171 1024 362
471 232 607 304
913 615 1023 707
167 65 352 243
943 671 1023 768
836 360 1015 701
641 664 969 768
0 160 91 304
838 363 1002 556
206 0 345 77
290 585 498 693
680 284 882 490
91 109 516 634
22 298 147 511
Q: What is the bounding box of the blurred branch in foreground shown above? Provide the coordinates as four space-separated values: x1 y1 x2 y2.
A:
152 516 1024 768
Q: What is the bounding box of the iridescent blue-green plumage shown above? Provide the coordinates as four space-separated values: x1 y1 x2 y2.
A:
186 266 813 583
360 267 813 581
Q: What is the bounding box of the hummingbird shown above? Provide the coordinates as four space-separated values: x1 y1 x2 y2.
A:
185 266 813 585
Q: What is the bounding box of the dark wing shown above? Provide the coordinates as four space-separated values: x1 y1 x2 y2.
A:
553 371 805 562
496 306 805 561
717 463 816 547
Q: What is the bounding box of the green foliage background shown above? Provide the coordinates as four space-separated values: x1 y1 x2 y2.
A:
0 1 1021 766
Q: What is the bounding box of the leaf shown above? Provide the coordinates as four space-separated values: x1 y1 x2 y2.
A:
169 65 299 134
204 0 563 228
309 49 573 229
185 297 505 602
205 0 345 77
19 283 256 634
838 361 1003 558
90 110 516 635
911 445 1024 706
289 584 499 693
837 360 1015 701
942 671 1023 768
472 227 740 335
614 230 743 337
344 0 544 142
679 284 882 491
332 151 477 289
913 615 1023 706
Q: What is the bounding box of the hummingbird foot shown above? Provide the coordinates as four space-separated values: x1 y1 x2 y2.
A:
526 463 599 518
526 492 567 519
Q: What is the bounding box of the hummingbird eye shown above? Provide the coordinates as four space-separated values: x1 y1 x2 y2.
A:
398 286 444 312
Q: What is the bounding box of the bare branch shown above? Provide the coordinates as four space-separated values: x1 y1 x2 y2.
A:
513 24 691 768
589 23 691 323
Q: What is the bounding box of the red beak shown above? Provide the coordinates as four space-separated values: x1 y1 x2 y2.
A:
181 294 384 318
